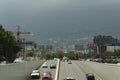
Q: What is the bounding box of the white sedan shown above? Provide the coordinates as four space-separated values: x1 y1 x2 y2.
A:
64 77 76 80
13 58 24 63
42 62 48 68
31 70 40 79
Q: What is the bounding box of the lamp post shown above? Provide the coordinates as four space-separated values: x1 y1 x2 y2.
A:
22 38 26 60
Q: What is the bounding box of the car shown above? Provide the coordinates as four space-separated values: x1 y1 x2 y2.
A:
13 58 24 63
117 63 120 65
66 58 70 62
32 70 40 73
64 77 76 80
31 70 40 79
42 62 48 68
41 72 52 80
0 61 8 65
86 73 95 80
50 63 56 69
68 61 72 64
54 58 57 61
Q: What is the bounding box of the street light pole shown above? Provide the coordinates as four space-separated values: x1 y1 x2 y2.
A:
22 38 26 60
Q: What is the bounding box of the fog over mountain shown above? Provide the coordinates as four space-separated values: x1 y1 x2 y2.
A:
1 0 120 41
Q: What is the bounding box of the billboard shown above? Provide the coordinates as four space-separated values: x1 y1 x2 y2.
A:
87 44 96 47
112 43 120 46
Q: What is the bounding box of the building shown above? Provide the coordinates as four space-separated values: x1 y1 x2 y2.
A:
93 35 119 46
93 35 120 54
107 46 120 52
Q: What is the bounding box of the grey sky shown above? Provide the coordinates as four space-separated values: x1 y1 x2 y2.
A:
0 0 120 41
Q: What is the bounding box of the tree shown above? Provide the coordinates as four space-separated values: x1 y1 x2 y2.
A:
102 51 113 59
26 49 35 57
114 49 120 58
34 43 37 49
44 52 52 60
56 50 64 59
0 25 21 62
67 51 75 60
51 53 57 59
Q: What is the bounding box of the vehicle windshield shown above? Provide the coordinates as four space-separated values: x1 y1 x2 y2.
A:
0 0 120 80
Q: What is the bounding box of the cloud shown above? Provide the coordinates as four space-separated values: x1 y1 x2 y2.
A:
1 0 120 40
1 0 120 16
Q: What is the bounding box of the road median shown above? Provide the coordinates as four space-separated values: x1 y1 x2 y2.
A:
54 59 60 80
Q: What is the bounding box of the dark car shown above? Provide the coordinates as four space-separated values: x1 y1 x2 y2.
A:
50 63 56 69
68 61 72 64
86 73 95 80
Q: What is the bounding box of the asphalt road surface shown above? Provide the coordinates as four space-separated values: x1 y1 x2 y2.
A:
59 60 87 80
81 61 120 80
38 60 57 80
0 60 44 80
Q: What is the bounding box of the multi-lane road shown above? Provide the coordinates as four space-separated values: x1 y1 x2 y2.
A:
58 60 120 80
0 60 120 80
59 61 87 80
38 60 96 80
31 59 120 80
80 61 120 80
38 60 57 80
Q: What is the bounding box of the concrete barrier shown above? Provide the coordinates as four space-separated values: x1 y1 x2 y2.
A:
0 60 45 80
54 59 60 80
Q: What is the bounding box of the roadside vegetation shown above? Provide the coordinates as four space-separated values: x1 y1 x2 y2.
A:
0 25 21 62
40 48 120 64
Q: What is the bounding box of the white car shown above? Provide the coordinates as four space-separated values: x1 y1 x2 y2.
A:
31 70 40 79
13 58 24 63
54 58 57 61
42 62 48 68
117 63 120 65
0 61 8 65
64 77 76 80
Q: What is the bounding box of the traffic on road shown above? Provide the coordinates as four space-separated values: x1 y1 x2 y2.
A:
30 59 58 80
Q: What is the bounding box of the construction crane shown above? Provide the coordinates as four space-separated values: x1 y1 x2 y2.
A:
16 25 33 41
16 25 34 59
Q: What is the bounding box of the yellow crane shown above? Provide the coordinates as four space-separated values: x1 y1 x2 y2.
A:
16 25 33 59
16 25 33 41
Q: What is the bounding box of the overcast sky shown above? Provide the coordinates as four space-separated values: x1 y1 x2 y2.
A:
0 0 120 41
